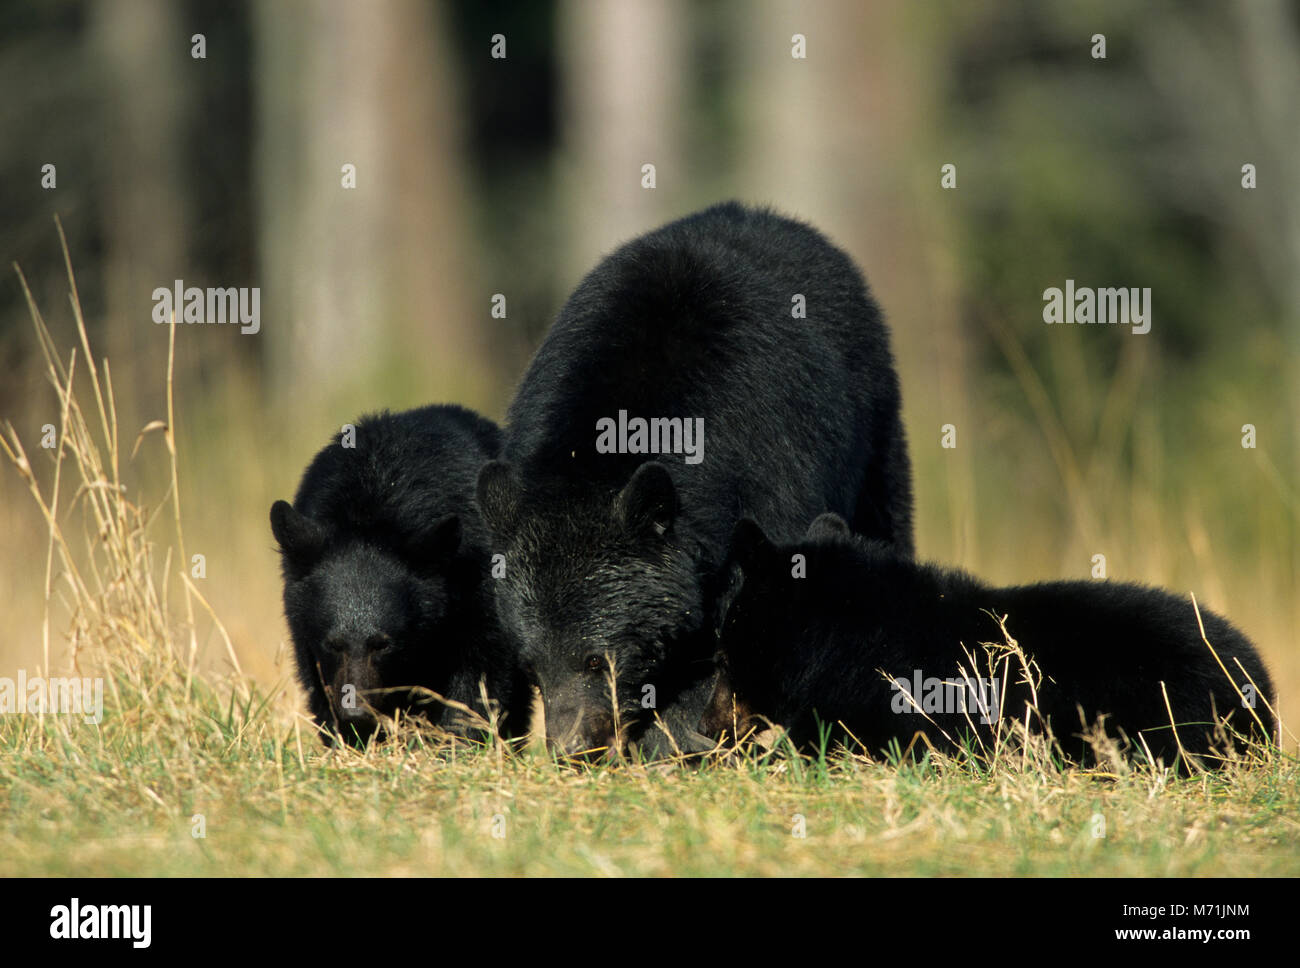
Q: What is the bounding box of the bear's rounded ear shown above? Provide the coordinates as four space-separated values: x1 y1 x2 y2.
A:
729 518 773 572
270 500 327 563
476 460 519 535
616 461 677 538
807 512 851 542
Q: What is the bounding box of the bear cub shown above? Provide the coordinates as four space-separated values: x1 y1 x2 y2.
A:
271 405 529 746
706 514 1274 768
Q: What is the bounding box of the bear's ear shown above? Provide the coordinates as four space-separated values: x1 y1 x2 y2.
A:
616 461 677 538
807 512 851 542
729 518 774 572
476 460 520 535
270 500 327 563
405 513 461 569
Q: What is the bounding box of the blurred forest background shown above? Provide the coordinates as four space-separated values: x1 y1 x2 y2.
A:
2 0 1297 741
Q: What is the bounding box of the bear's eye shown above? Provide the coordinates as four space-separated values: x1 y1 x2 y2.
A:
585 655 604 673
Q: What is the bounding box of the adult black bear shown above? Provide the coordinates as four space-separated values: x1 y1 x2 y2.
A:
271 405 530 746
706 513 1275 768
476 202 913 758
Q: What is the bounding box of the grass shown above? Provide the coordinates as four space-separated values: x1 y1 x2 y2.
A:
1 240 1298 878
4 729 1298 877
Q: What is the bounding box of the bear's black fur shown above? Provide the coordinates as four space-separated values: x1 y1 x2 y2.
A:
706 514 1275 768
271 405 530 746
476 202 914 758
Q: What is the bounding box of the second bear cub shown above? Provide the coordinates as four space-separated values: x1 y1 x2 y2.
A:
271 405 529 746
705 514 1273 767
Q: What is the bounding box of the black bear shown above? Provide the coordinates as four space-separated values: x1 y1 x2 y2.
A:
476 202 914 758
705 513 1275 768
271 405 530 746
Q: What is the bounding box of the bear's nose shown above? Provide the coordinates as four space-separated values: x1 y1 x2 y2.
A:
338 704 374 723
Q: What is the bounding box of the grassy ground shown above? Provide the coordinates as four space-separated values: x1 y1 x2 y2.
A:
2 246 1297 878
3 693 1298 877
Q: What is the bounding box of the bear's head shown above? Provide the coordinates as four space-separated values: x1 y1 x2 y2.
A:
475 460 712 758
270 499 467 744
